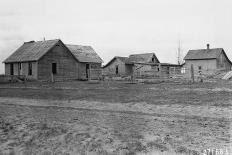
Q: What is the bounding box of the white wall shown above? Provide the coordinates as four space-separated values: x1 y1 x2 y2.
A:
184 59 217 78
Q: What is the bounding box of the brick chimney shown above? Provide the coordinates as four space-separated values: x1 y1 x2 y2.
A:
207 44 210 50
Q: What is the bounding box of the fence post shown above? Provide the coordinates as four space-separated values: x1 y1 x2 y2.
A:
191 64 194 83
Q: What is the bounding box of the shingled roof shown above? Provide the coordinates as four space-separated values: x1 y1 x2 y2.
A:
103 56 128 68
3 39 103 64
3 39 60 63
66 44 103 63
125 53 159 64
184 48 225 60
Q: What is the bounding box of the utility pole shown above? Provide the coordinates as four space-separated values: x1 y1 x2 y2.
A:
177 40 181 65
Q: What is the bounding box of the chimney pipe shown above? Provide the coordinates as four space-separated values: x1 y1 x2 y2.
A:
207 44 210 50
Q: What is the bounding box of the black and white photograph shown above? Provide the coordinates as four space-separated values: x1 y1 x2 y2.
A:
0 0 231 154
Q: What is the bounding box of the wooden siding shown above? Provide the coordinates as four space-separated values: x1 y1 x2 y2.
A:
5 63 10 75
78 62 101 80
38 42 78 81
184 55 232 79
103 58 127 76
22 62 38 79
184 59 217 78
5 62 37 79
216 52 232 70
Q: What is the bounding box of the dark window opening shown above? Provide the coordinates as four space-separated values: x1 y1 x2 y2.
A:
10 63 14 75
52 63 57 74
198 66 202 70
115 65 119 75
152 57 155 62
28 62 32 75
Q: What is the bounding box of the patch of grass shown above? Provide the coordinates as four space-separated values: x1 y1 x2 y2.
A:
146 141 169 152
175 146 189 154
41 151 52 155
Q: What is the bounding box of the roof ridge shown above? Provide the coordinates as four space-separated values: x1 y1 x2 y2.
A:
130 52 155 55
115 56 128 58
66 44 91 47
189 48 223 51
32 39 60 43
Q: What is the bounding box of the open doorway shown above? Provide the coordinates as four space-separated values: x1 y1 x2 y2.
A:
86 64 90 79
10 63 14 75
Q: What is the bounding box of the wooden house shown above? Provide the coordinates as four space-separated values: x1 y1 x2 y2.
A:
184 44 232 77
3 39 103 81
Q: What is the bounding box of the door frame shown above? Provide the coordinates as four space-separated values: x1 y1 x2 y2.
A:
86 64 90 79
10 63 14 75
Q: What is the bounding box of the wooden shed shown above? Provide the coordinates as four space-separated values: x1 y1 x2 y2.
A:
3 39 103 81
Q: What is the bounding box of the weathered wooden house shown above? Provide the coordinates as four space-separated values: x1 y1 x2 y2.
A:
103 52 181 78
3 39 103 81
184 44 232 77
103 56 128 76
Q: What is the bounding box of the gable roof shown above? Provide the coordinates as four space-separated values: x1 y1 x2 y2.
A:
117 56 128 63
184 48 224 60
103 56 128 68
184 48 232 65
3 39 60 63
125 53 159 64
66 44 103 63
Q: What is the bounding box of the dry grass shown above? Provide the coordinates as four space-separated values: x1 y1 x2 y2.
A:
0 80 231 155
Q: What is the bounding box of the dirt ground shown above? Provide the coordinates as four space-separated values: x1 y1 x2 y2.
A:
0 80 231 155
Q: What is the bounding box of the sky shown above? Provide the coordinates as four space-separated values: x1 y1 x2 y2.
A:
0 0 232 74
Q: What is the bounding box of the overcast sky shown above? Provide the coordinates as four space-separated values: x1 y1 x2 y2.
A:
0 0 232 73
